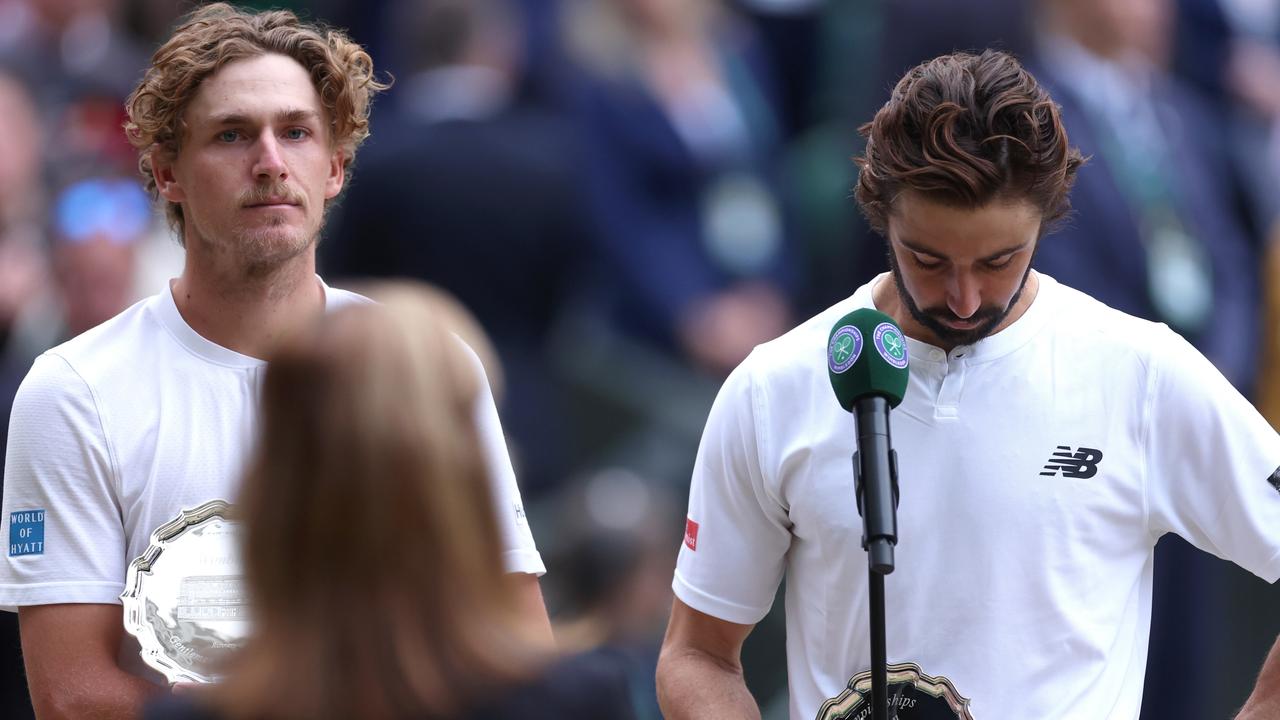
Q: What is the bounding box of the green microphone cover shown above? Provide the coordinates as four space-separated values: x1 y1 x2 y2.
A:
827 308 910 411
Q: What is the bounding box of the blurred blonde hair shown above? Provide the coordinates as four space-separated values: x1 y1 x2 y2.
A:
124 3 389 240
220 283 541 720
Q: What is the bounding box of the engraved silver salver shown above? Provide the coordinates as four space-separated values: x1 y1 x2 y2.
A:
121 500 251 683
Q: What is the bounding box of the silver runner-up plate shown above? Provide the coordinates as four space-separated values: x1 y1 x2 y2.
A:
121 500 251 683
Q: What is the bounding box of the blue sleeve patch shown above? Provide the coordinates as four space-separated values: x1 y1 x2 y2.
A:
9 510 45 556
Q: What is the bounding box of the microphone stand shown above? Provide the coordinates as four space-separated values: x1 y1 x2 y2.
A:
854 397 899 719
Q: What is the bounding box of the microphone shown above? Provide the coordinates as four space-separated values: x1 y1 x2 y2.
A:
827 308 909 574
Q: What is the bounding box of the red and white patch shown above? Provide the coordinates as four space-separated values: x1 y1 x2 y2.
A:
684 517 699 551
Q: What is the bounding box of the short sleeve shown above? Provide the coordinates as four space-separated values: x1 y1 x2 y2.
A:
1146 329 1280 582
673 356 791 625
0 354 127 610
457 338 546 576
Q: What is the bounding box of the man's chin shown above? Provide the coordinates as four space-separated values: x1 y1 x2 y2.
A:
235 229 315 267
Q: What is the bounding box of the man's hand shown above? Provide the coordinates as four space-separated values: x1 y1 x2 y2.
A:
19 603 161 719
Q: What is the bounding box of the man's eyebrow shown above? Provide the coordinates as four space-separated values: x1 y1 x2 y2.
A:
899 237 1029 262
208 109 322 126
898 238 946 258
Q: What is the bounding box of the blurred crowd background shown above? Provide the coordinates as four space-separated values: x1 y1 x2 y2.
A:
1 0 1279 717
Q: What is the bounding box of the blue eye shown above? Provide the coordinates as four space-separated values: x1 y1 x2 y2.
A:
284 128 308 140
217 130 240 142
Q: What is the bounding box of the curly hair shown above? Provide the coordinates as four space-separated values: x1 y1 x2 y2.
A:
854 50 1085 235
124 3 389 239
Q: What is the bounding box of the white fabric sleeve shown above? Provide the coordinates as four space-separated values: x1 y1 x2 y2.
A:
455 337 545 576
1146 329 1280 583
673 356 791 625
0 354 127 611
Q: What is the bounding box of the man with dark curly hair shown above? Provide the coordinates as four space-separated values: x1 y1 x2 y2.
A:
0 5 550 717
657 50 1280 720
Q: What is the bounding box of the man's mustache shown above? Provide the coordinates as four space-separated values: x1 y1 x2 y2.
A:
922 306 1002 324
239 184 306 208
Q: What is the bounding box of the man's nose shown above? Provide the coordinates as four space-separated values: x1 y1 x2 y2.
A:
946 269 981 319
251 135 287 181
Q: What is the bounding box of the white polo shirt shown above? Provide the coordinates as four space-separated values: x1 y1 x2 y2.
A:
0 279 544 677
674 273 1280 720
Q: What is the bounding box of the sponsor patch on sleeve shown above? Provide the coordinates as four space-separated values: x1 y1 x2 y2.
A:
684 517 699 551
9 509 46 557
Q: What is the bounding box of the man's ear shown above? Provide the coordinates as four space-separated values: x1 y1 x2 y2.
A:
324 149 346 200
151 146 186 203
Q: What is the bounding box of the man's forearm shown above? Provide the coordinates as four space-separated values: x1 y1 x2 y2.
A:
656 646 762 720
1238 634 1280 720
20 603 164 720
27 667 159 720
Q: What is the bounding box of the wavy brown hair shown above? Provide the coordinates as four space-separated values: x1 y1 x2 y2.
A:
219 285 545 720
124 3 389 239
854 50 1085 234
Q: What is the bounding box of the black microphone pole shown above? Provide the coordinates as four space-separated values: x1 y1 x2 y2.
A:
854 396 899 719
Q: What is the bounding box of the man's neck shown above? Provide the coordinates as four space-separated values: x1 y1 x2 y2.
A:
170 251 324 360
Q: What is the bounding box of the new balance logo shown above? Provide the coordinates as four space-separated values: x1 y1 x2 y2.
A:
1041 446 1104 479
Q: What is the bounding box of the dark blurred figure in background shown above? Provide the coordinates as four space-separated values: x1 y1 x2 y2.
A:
47 176 148 339
726 0 825 141
0 68 48 443
562 0 794 378
0 0 148 116
544 468 681 720
146 287 632 720
324 0 587 500
551 0 796 492
1030 0 1260 392
1172 0 1280 429
0 65 46 720
1174 0 1280 240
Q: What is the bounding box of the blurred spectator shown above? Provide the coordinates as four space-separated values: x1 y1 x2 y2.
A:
0 0 148 116
49 176 148 337
0 64 44 720
727 0 825 140
143 286 633 720
1173 0 1280 433
1175 0 1280 234
543 469 681 720
1029 1 1265 718
323 0 588 500
562 0 795 378
1030 0 1261 393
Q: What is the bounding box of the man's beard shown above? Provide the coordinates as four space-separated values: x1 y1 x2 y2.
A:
886 248 1034 347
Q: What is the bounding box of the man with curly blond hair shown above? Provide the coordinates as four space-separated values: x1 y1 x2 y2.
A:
0 5 550 717
658 50 1280 720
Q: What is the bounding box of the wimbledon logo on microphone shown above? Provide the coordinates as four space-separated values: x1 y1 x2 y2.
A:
873 322 909 369
828 325 863 374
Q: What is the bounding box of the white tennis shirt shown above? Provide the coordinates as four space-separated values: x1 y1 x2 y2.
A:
674 273 1280 719
0 279 544 678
